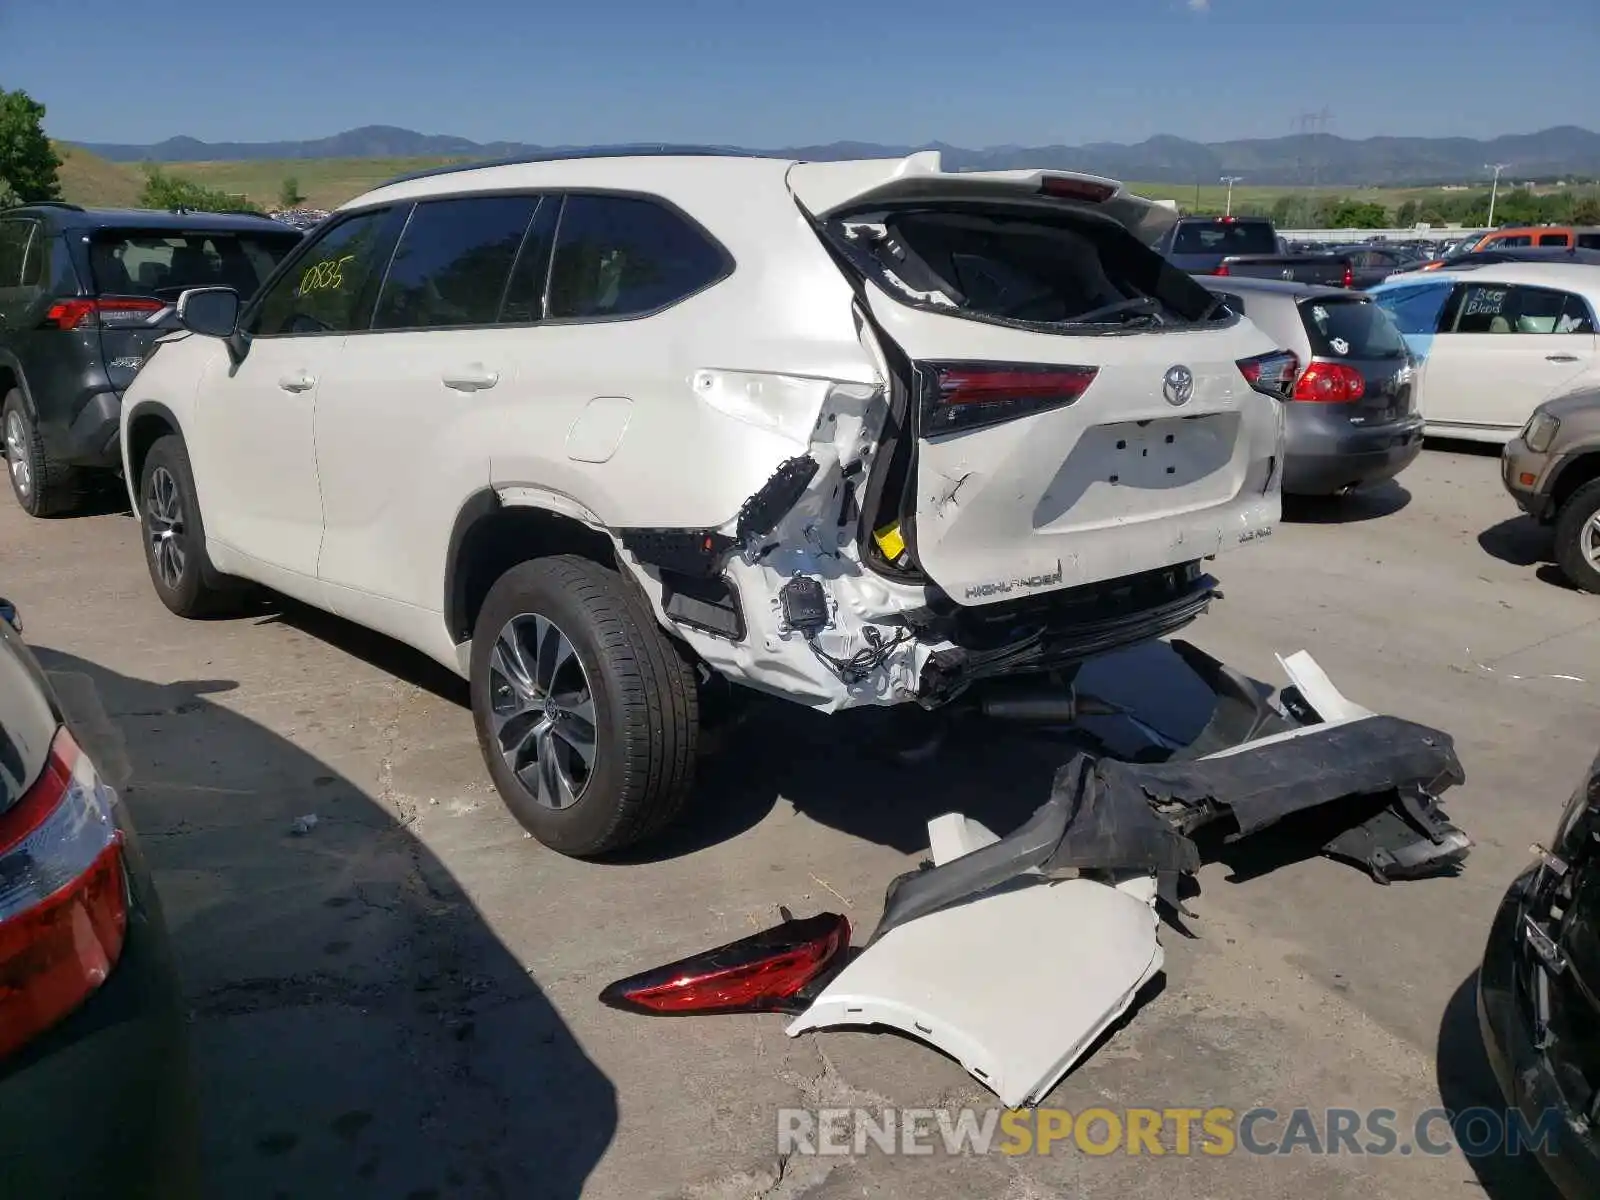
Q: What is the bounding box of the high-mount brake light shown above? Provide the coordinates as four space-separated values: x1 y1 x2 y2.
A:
1039 176 1116 203
599 913 850 1016
920 362 1100 435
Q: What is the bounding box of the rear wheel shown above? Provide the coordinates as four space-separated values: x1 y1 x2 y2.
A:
470 556 699 856
1554 479 1600 595
4 390 81 517
138 435 240 617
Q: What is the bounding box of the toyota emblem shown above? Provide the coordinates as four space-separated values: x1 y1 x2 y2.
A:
1163 365 1194 407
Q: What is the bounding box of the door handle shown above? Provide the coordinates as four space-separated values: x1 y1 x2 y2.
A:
441 365 499 393
277 372 316 393
1546 353 1580 363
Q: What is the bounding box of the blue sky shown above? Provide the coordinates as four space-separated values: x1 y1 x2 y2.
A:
3 0 1594 148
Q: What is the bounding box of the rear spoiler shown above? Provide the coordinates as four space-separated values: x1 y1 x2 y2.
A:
786 151 1179 246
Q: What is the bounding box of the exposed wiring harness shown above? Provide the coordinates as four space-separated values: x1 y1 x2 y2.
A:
805 625 915 685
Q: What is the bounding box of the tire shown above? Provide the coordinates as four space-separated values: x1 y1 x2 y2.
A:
138 435 239 617
470 556 699 856
1554 478 1600 594
3 390 81 517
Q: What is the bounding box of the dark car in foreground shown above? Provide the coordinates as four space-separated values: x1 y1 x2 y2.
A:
0 598 197 1197
1198 277 1423 495
0 204 302 516
1478 747 1600 1200
1153 215 1354 287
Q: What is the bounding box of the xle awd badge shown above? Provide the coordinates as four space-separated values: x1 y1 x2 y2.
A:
1163 365 1194 407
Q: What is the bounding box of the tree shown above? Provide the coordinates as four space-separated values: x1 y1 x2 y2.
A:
1575 196 1600 225
278 176 305 208
0 88 62 201
138 167 262 214
1395 200 1420 228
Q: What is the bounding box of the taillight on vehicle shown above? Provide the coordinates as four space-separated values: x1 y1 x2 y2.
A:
599 913 850 1016
1212 262 1231 276
1292 361 1367 403
1237 350 1299 399
1342 263 1355 289
919 362 1100 434
0 727 127 1059
43 296 165 331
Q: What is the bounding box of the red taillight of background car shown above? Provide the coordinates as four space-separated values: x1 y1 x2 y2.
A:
1342 263 1355 289
43 296 165 331
1237 350 1300 400
0 727 127 1059
1212 262 1232 276
919 362 1100 434
1293 361 1367 403
599 913 850 1016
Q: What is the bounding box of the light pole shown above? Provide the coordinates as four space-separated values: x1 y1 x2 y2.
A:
1220 176 1244 216
1484 163 1510 230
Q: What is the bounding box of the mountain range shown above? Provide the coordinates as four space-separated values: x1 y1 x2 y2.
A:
77 124 1600 187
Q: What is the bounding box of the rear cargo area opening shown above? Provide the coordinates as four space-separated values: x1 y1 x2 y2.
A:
823 202 1237 579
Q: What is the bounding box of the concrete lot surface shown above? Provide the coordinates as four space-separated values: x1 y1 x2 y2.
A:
2 443 1594 1199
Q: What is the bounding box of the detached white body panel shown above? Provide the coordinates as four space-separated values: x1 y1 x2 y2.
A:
786 877 1163 1108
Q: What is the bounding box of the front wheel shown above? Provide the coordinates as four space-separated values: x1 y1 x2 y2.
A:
4 390 81 517
469 556 699 856
138 436 241 617
1554 479 1600 595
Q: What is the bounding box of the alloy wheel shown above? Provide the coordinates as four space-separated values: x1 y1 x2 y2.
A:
488 614 598 809
146 466 187 589
4 411 30 498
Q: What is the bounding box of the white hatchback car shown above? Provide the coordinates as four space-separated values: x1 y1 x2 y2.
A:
121 150 1291 855
1370 262 1600 444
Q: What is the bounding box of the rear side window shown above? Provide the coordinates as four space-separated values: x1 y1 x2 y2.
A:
546 195 728 320
1579 233 1600 251
1539 233 1572 247
0 221 29 287
1299 298 1406 359
836 207 1221 328
373 196 542 330
1373 283 1452 335
249 209 395 336
1171 220 1278 257
88 230 298 299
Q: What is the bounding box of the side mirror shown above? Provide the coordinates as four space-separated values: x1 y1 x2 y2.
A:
176 287 240 338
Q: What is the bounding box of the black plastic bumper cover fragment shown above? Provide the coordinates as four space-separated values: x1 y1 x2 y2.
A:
872 715 1467 943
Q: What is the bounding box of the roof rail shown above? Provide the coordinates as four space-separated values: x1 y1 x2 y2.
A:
378 144 771 189
5 199 85 212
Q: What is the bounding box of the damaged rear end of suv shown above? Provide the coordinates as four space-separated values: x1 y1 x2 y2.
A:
623 153 1291 737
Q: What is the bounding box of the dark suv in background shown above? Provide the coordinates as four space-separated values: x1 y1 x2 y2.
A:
0 204 301 516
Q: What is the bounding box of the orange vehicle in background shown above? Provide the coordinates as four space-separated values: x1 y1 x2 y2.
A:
1463 225 1600 252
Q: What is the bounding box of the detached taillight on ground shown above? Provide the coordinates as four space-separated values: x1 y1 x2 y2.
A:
0 728 127 1059
1237 350 1299 400
919 362 1100 434
599 912 850 1016
44 296 165 330
1293 361 1367 403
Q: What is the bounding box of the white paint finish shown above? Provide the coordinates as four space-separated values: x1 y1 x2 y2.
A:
564 397 634 464
927 813 1001 867
1277 649 1375 722
864 292 1284 604
1422 332 1595 437
186 335 340 579
788 878 1164 1107
312 328 500 633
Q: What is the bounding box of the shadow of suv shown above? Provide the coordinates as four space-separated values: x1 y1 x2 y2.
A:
0 204 301 516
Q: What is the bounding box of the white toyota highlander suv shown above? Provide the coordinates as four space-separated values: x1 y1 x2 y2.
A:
121 149 1291 856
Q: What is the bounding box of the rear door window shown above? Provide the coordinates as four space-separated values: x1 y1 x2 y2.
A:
1579 233 1600 251
248 209 398 337
372 196 542 330
836 206 1221 329
88 230 300 299
1171 220 1278 257
0 220 34 288
1373 282 1453 335
1539 232 1572 247
546 194 729 320
1299 298 1407 359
